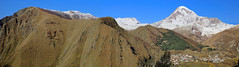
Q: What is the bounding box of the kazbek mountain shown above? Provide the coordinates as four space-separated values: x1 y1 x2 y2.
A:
151 6 235 43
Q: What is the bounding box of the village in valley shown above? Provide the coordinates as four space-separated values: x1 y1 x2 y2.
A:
170 54 227 65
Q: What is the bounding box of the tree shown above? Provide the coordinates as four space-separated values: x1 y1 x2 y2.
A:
138 56 154 67
235 60 239 67
155 51 171 67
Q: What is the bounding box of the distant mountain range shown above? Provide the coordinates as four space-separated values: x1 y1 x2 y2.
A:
43 6 235 39
115 6 235 43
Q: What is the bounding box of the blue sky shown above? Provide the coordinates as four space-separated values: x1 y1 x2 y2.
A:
0 0 239 24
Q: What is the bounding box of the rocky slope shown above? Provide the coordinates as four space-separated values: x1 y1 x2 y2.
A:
151 6 235 43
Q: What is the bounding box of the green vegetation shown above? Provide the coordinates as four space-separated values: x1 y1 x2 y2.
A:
207 48 216 51
155 31 196 50
197 45 208 49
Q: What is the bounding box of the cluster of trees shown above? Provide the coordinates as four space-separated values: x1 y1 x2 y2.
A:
235 60 239 67
197 45 208 49
138 56 154 67
155 31 196 50
207 48 216 51
155 51 171 67
138 51 171 67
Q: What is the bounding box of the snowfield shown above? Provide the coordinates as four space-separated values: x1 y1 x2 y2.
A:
115 18 148 30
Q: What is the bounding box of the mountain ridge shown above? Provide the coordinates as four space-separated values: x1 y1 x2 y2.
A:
152 6 234 36
112 6 235 43
0 7 158 67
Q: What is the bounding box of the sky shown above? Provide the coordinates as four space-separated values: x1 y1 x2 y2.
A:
0 0 239 24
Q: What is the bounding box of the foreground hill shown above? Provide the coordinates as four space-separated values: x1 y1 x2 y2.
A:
0 7 160 67
203 25 239 55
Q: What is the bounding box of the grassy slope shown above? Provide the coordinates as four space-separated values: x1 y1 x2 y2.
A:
155 30 196 50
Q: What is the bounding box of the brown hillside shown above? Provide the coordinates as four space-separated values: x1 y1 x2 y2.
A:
129 25 168 45
0 7 214 67
203 25 239 54
130 25 202 51
0 7 159 67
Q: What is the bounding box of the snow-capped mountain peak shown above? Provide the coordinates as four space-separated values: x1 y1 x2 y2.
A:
151 6 235 42
169 6 198 18
115 18 148 30
45 9 97 19
176 6 196 15
116 18 140 24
